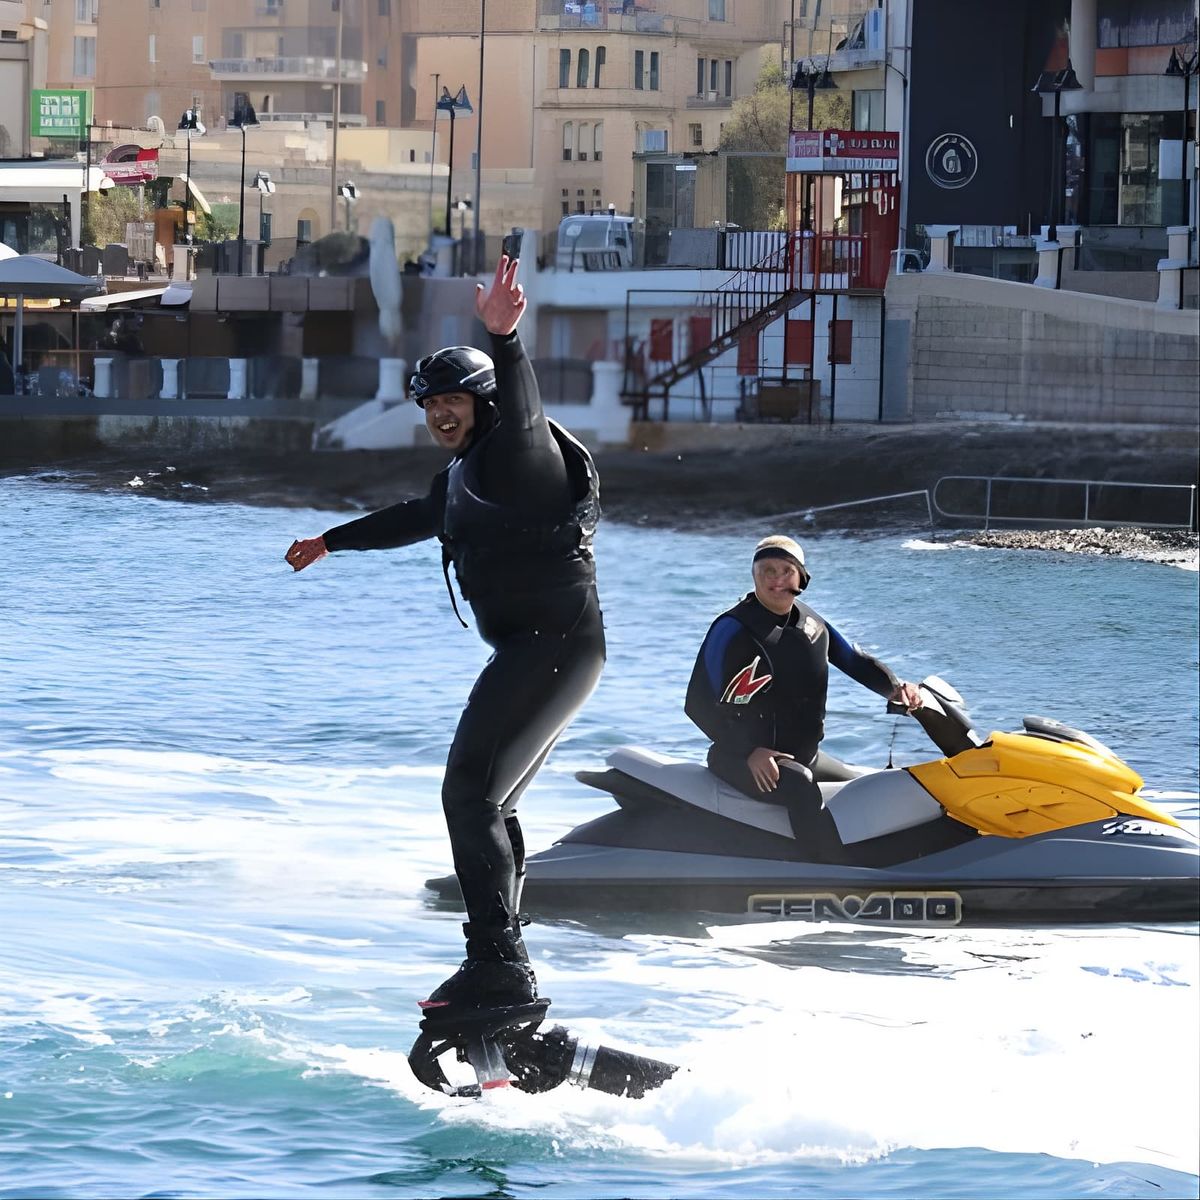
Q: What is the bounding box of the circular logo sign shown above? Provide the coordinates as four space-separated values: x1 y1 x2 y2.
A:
925 133 978 190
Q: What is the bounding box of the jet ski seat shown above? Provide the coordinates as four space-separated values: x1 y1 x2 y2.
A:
606 747 945 845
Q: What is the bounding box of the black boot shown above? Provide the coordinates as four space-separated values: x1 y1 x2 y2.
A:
424 921 537 1011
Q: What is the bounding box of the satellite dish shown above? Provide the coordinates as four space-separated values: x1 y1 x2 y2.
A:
146 115 165 133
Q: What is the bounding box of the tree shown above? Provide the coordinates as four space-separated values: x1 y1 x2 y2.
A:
720 59 850 231
82 186 144 248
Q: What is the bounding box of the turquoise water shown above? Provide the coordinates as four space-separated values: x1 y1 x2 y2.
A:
2 478 1197 1199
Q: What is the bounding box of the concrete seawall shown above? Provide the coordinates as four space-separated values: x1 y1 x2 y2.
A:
885 272 1199 426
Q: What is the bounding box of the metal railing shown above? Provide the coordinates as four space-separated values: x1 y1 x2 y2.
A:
622 240 803 415
931 476 1198 531
209 56 366 81
706 490 935 534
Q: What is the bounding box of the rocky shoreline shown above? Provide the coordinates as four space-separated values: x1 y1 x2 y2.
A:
5 423 1196 563
952 527 1198 569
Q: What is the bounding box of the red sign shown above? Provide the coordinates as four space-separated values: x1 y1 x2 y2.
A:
787 129 899 173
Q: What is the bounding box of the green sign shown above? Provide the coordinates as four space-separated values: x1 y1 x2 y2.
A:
31 89 91 138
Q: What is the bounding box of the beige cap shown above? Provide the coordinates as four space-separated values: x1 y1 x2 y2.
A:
752 535 811 589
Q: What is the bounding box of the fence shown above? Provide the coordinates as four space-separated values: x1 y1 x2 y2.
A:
931 476 1198 531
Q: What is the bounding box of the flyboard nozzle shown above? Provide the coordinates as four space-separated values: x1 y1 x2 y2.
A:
505 1025 678 1099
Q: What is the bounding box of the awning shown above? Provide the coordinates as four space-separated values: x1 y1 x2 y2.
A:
79 287 169 311
178 173 213 216
0 255 104 300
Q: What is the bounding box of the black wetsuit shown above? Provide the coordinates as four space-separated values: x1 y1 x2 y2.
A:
685 593 898 862
321 332 605 933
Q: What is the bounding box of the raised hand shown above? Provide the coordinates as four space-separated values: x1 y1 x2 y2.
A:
474 255 527 337
285 536 328 572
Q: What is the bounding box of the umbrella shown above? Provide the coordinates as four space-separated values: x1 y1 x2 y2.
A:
0 255 104 391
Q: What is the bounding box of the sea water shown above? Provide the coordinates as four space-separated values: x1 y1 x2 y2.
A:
1 477 1197 1199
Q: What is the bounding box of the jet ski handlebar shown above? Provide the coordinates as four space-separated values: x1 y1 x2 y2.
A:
888 675 983 758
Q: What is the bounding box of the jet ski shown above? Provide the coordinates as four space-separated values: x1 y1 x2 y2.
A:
428 679 1199 926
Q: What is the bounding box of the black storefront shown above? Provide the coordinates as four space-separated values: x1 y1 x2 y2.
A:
906 0 1195 271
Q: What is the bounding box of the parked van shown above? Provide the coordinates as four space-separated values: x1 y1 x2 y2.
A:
555 212 639 271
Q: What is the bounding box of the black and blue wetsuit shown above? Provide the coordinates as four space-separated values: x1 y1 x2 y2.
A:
685 593 898 861
321 332 605 943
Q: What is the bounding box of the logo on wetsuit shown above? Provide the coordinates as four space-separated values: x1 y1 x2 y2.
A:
722 657 773 705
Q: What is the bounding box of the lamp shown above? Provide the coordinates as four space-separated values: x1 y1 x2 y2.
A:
790 59 837 132
253 170 275 248
337 180 359 232
1165 45 1198 243
1031 63 1082 243
177 107 205 246
453 196 472 243
436 85 473 240
229 99 259 275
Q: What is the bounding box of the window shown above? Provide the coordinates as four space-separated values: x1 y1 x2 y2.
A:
562 187 569 217
634 49 644 89
724 59 732 97
649 50 659 90
74 0 97 22
593 122 603 161
578 121 589 160
148 33 156 63
376 99 386 123
377 43 388 67
73 34 95 76
378 0 390 11
689 122 702 147
852 89 884 131
559 48 570 87
594 45 605 86
577 47 589 88
562 121 573 161
192 35 204 64
828 320 853 364
696 58 704 95
709 60 718 93
708 0 725 18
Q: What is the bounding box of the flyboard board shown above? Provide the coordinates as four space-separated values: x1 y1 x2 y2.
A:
409 996 678 1099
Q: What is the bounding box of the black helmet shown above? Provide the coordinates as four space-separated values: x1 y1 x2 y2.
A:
410 346 496 407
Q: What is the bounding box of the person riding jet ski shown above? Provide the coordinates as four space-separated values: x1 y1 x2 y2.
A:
285 256 604 1012
685 535 922 864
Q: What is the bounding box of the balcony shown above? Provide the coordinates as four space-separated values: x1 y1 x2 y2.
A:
537 0 668 33
256 111 368 126
685 92 733 108
209 56 367 83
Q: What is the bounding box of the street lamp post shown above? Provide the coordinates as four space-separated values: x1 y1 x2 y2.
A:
789 60 836 230
177 107 205 246
1165 44 1198 250
338 181 359 232
472 0 487 274
1031 63 1082 244
253 170 276 260
436 85 473 242
230 100 259 276
329 0 345 234
428 71 441 236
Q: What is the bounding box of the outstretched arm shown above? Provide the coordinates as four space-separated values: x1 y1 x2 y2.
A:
474 256 570 510
827 621 921 709
285 481 444 571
